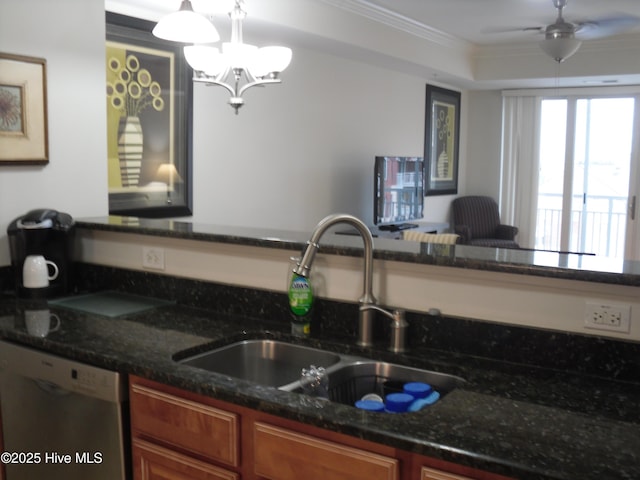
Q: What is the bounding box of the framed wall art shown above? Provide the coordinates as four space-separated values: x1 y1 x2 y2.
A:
424 84 460 196
0 53 48 165
106 12 193 218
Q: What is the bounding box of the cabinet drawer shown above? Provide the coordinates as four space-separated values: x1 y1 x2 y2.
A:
421 466 474 480
254 422 398 480
133 438 238 480
131 383 239 467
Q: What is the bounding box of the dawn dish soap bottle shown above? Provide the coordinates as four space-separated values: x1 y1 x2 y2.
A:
288 269 314 338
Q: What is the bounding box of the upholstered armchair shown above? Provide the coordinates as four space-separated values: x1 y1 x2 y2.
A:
452 196 519 248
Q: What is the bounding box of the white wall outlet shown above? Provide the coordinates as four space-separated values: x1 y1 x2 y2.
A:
142 247 165 271
584 302 631 333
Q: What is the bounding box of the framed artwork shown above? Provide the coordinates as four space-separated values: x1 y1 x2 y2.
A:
0 53 48 165
106 12 193 218
424 85 460 196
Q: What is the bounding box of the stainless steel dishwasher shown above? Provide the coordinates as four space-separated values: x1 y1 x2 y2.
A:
0 340 129 480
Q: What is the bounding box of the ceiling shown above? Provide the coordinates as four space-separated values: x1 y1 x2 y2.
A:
106 0 640 89
358 0 640 45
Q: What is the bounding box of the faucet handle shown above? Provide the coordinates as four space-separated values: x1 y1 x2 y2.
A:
389 309 408 353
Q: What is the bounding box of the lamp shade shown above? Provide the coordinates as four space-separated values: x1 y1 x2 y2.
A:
184 45 226 76
222 42 258 70
152 0 220 44
539 37 582 63
156 163 183 185
250 46 293 78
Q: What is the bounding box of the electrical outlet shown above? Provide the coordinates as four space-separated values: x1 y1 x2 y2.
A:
142 247 165 271
584 302 631 333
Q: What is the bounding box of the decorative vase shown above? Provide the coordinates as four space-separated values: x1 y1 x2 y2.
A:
437 150 449 179
117 116 143 187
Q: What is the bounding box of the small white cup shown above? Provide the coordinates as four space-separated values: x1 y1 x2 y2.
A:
22 255 59 288
25 309 61 337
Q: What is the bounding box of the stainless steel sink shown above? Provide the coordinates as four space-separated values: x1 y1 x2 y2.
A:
320 360 465 405
178 338 465 408
178 339 341 387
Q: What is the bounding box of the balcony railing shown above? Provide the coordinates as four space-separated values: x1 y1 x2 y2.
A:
535 193 627 257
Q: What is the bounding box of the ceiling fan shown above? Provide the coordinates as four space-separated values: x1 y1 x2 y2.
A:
493 0 640 62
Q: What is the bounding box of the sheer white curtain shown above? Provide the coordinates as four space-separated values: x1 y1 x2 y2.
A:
500 94 541 249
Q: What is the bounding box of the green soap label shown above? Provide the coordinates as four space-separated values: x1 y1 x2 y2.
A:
288 274 313 316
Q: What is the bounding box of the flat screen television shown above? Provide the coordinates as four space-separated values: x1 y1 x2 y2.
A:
374 156 424 226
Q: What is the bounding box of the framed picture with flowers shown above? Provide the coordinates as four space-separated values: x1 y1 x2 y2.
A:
424 84 460 196
0 53 48 165
106 12 193 217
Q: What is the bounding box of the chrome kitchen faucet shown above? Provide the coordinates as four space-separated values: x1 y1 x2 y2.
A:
293 213 407 352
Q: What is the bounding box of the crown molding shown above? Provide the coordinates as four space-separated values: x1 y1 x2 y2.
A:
314 0 471 50
474 32 640 63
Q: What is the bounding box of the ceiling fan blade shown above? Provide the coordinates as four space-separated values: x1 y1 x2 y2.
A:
482 25 544 35
575 15 640 39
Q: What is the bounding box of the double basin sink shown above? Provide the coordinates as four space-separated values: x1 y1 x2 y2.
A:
176 339 464 407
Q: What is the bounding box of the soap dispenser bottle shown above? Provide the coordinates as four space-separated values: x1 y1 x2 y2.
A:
287 259 314 337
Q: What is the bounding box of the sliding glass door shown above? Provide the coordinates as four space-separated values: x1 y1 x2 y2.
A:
535 96 636 257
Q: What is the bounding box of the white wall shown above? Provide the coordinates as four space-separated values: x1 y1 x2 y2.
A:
191 45 428 231
465 90 503 197
0 0 109 266
0 0 471 267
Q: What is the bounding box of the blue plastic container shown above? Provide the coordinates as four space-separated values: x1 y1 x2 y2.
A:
407 391 441 412
403 382 433 399
384 393 414 413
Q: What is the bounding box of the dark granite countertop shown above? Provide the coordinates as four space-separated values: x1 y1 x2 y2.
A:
76 216 640 286
0 298 638 480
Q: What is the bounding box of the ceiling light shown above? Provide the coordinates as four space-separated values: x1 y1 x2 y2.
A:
153 0 292 114
152 0 220 44
539 33 582 63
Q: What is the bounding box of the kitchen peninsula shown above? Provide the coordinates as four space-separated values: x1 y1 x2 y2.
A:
74 216 640 344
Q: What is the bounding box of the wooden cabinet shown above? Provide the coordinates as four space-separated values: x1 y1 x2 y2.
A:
253 422 398 480
129 376 513 480
130 377 241 480
414 463 513 480
130 382 239 467
133 439 238 480
420 466 474 480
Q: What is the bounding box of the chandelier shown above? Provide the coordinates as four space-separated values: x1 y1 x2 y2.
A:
153 0 292 114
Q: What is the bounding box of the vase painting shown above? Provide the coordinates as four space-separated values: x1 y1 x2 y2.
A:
117 116 143 187
437 150 449 179
106 51 165 189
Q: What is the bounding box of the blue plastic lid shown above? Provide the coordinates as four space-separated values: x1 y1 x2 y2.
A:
384 393 414 413
355 400 385 412
407 391 441 412
403 382 433 399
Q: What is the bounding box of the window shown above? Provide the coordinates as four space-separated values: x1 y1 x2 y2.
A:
502 88 640 258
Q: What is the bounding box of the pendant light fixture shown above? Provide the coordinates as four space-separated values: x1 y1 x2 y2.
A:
152 0 220 44
538 0 582 63
153 0 292 114
539 29 581 63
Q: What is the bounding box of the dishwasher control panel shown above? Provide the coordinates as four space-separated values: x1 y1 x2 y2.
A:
71 367 111 394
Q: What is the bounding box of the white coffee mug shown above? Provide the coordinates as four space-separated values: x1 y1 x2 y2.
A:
25 309 61 337
22 255 59 288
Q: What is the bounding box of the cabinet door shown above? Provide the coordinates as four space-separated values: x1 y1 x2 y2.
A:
131 383 239 467
133 439 238 480
253 422 398 480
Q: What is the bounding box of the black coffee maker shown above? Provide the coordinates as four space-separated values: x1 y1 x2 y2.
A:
7 209 75 298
